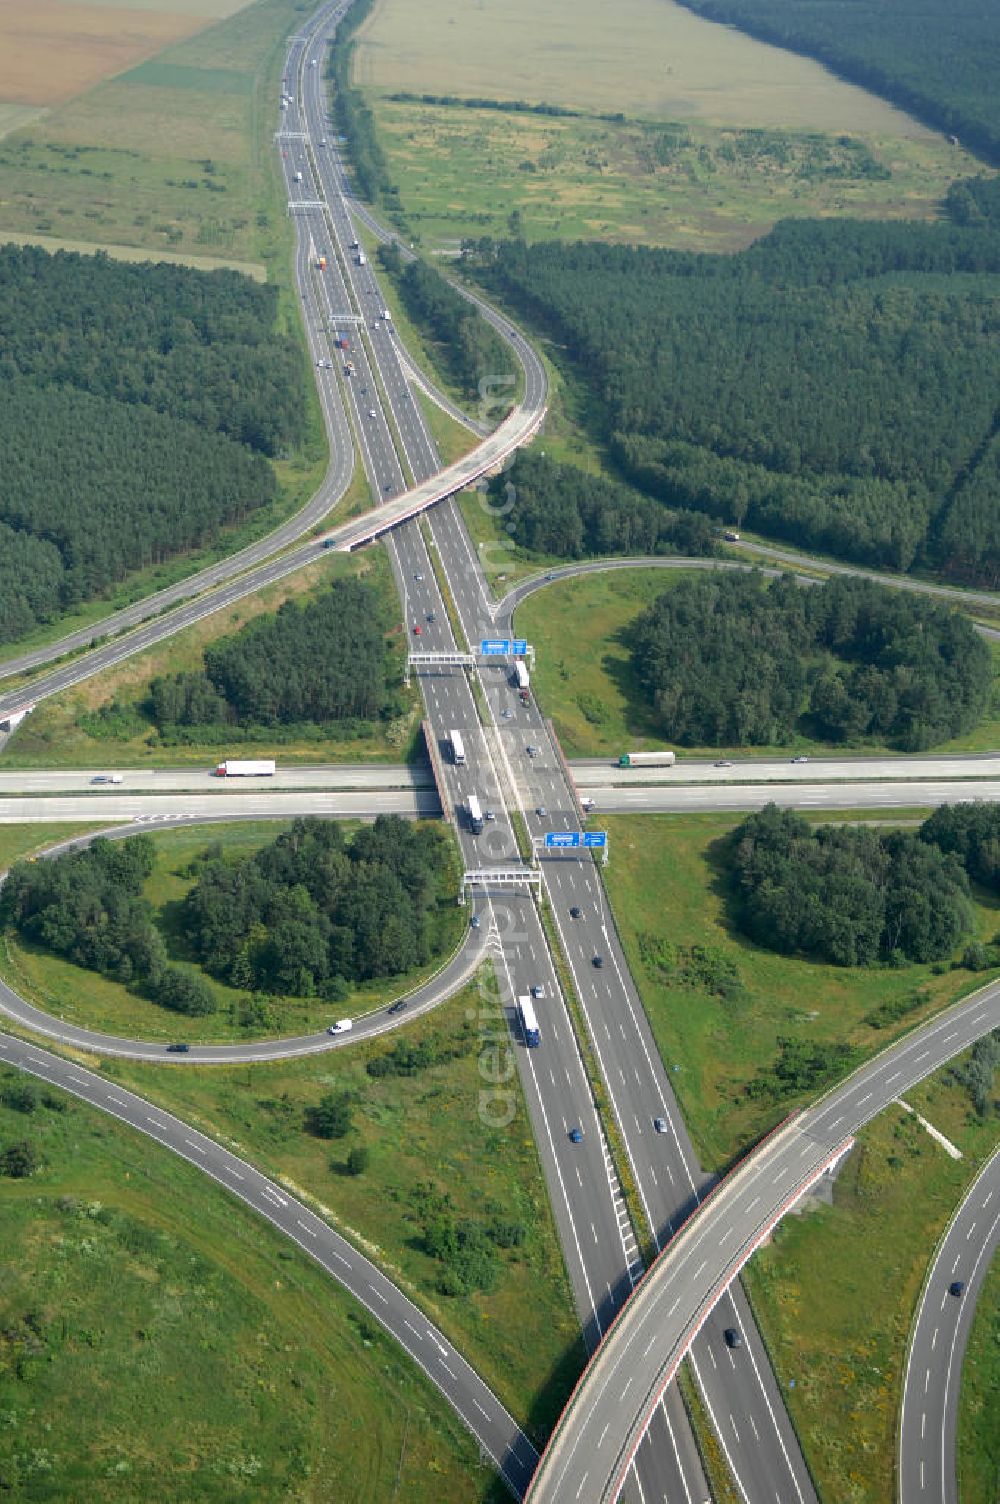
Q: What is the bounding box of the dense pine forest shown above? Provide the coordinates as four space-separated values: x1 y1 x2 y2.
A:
471 181 1000 583
629 573 991 750
147 578 402 742
677 0 1000 164
485 452 717 559
0 246 306 645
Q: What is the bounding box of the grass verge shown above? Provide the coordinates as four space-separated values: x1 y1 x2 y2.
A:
599 810 1000 1170
4 545 422 769
0 1069 508 1502
958 1228 1000 1503
514 567 1000 761
1 821 466 1044
745 1074 1000 1504
95 976 585 1439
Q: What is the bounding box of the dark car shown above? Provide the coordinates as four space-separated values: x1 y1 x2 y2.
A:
166 1042 190 1053
387 999 408 1016
568 1126 583 1144
592 954 604 969
570 906 582 919
724 1328 742 1349
949 1280 966 1297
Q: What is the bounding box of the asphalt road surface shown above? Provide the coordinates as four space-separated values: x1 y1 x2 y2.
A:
9 751 1000 795
0 1028 538 1496
898 1142 1000 1504
526 980 1000 1504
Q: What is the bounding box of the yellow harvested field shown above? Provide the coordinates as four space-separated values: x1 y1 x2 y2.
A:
0 0 257 107
0 229 266 278
357 0 939 136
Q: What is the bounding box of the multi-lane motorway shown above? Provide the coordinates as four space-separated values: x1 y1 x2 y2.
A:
898 1142 1000 1504
527 980 1000 1503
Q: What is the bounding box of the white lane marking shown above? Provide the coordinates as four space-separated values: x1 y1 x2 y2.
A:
368 1284 388 1305
296 1219 317 1238
184 1138 206 1156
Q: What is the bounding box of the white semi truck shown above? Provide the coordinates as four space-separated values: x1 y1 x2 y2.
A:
617 750 676 768
214 760 277 777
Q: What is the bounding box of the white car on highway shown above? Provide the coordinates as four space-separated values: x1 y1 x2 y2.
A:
327 1019 353 1035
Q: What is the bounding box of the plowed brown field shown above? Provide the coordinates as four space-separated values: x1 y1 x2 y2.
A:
0 0 252 106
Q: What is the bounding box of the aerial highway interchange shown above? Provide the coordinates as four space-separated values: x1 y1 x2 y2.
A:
0 2 997 1501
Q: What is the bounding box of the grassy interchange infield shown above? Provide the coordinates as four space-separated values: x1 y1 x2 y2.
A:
747 1077 1000 1504
512 565 1000 762
96 978 584 1440
3 545 423 770
1 821 466 1044
0 1075 511 1503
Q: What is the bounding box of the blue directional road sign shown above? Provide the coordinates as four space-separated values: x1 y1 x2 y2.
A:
544 832 581 849
512 639 528 655
480 639 511 656
583 831 608 849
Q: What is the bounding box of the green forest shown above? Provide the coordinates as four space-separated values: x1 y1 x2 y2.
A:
677 0 1000 163
470 183 1000 583
0 834 216 1016
147 578 402 742
0 817 458 1009
728 804 974 967
0 245 306 645
484 451 717 559
183 817 457 994
629 572 990 749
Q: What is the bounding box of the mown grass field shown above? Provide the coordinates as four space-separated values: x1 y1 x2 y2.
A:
514 566 1000 761
1 821 465 1044
599 809 1000 1170
0 1073 508 1502
958 1226 1000 1504
0 823 105 873
4 543 422 769
0 0 308 266
101 978 584 1437
0 0 240 108
746 1080 1000 1504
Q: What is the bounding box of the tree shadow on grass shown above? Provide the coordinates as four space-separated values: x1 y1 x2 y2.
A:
601 620 669 743
155 897 201 965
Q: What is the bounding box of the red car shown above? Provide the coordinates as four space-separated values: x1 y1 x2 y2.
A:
413 623 421 635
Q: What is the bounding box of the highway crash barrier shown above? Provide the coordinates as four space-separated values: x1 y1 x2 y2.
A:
525 1112 853 1503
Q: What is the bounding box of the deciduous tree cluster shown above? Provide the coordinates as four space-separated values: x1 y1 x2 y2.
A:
183 816 456 995
630 573 990 750
729 804 974 967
